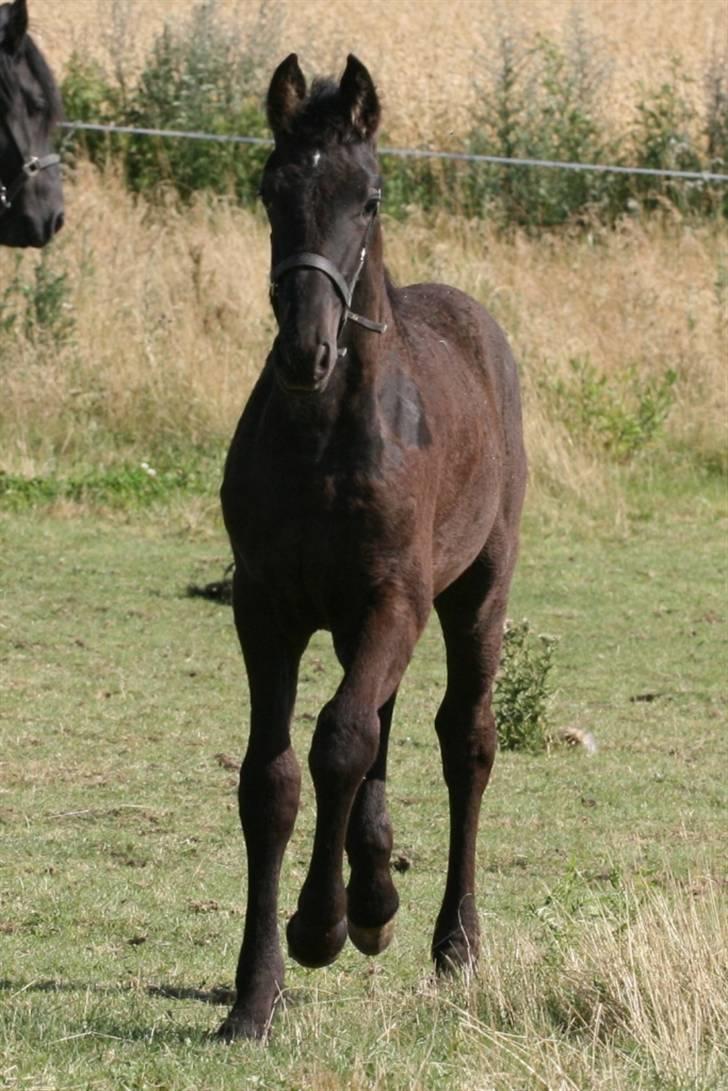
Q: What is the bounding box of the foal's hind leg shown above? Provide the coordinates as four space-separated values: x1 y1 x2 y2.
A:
346 690 400 955
431 540 515 973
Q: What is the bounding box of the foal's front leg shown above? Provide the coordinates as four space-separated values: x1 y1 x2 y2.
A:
286 603 424 969
346 690 400 955
219 578 308 1041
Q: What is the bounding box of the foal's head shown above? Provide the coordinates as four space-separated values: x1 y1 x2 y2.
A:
0 0 63 248
262 54 383 394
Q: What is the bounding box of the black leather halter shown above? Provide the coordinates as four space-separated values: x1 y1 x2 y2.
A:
269 215 388 349
0 117 60 218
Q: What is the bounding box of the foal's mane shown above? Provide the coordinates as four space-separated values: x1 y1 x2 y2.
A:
0 28 62 122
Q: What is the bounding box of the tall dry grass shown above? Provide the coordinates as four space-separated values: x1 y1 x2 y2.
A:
1 166 725 500
30 0 728 145
271 873 727 1089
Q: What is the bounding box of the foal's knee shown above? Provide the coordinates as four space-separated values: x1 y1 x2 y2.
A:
310 698 379 789
239 747 300 837
435 700 497 787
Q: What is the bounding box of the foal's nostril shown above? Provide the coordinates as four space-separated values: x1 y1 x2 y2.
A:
313 341 331 382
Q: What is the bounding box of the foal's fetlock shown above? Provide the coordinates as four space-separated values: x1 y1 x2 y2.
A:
217 990 280 1042
432 923 480 976
346 873 399 955
432 900 480 975
286 910 348 968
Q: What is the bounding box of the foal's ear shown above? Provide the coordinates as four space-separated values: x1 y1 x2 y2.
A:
339 54 381 141
2 0 29 53
267 53 307 136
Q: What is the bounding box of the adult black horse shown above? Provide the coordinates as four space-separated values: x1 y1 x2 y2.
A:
0 0 63 247
220 54 527 1040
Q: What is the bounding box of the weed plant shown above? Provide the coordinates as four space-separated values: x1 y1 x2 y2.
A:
546 359 678 462
494 620 556 752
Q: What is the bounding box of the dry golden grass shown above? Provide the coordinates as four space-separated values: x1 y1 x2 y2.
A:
454 874 728 1089
30 0 728 144
1 165 725 500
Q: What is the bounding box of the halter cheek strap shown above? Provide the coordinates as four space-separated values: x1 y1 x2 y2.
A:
0 153 61 214
0 113 61 218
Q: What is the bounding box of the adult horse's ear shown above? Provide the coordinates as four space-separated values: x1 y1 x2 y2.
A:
2 0 29 52
339 54 380 141
2 0 28 52
267 53 307 136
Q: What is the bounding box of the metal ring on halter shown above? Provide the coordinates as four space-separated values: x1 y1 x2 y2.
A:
0 113 61 217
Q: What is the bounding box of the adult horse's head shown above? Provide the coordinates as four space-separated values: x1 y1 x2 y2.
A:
0 0 63 248
263 53 386 394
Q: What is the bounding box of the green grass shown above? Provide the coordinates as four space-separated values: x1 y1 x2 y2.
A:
1 475 726 1089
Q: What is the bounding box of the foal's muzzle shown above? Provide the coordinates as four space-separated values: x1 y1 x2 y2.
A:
276 337 336 394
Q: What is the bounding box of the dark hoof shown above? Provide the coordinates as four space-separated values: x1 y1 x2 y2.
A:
348 915 396 956
216 1010 270 1042
286 911 348 968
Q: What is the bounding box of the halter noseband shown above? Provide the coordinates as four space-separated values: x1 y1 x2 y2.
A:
0 117 60 218
269 212 388 351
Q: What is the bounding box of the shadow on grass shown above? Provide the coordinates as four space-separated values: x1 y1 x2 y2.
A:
0 977 235 1007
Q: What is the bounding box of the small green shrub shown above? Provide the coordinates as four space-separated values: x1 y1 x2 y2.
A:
494 619 557 752
467 27 617 226
22 253 75 345
60 52 121 164
61 0 276 203
547 358 677 461
122 0 271 201
629 69 711 215
0 257 23 337
0 252 74 348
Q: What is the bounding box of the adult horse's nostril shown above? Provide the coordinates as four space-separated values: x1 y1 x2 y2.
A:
52 210 64 236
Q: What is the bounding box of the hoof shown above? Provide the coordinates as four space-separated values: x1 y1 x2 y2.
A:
432 934 479 976
286 912 348 968
216 1010 270 1042
348 915 396 956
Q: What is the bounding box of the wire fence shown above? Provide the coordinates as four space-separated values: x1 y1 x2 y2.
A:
58 120 728 184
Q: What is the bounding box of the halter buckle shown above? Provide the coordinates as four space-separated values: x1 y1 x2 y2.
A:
23 157 41 178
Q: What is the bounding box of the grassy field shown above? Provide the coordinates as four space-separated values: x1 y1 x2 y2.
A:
2 3 726 1086
1 474 726 1089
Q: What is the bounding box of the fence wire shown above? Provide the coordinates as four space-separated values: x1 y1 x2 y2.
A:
58 121 728 184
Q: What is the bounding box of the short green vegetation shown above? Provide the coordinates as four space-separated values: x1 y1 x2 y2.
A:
1 473 725 1089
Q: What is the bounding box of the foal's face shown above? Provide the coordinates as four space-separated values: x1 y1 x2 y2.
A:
262 52 383 395
262 141 382 393
0 0 64 248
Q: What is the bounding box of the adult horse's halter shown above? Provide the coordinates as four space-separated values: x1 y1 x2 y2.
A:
0 116 60 217
269 197 388 355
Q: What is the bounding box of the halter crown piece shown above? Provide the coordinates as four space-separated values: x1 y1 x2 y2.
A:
269 194 388 356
